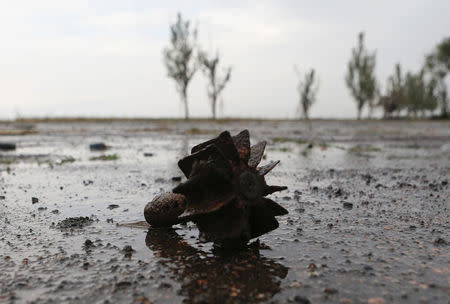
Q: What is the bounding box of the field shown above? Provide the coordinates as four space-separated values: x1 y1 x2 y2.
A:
0 119 449 303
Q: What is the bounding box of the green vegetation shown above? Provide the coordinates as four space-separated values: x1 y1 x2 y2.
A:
187 127 216 135
0 158 14 165
425 37 449 118
272 137 308 144
58 157 76 165
349 145 381 154
272 137 329 149
379 36 449 119
278 147 292 153
90 154 119 161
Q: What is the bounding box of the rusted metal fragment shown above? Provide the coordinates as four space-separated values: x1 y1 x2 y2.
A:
178 145 230 178
264 185 288 196
257 160 280 176
144 193 186 227
194 198 251 243
178 192 236 221
248 141 266 168
144 130 288 247
260 198 289 216
174 155 235 220
232 129 250 163
248 199 287 239
249 206 280 239
191 131 239 165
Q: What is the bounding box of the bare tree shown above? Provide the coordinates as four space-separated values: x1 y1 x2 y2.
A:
163 13 198 120
296 68 318 120
198 51 232 119
345 32 377 119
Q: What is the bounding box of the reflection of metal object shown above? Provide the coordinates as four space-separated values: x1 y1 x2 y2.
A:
145 228 288 303
144 130 288 246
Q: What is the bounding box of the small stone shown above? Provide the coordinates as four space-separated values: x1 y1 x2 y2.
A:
89 143 108 151
308 263 317 271
434 238 447 246
324 287 338 294
56 217 93 229
293 295 311 304
84 239 94 248
83 180 93 186
32 197 39 204
342 202 353 209
143 153 154 157
107 204 119 210
171 176 182 182
122 245 135 253
0 195 5 200
368 298 386 304
0 143 16 151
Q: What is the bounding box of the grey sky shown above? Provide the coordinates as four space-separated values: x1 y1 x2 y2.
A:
1 0 449 119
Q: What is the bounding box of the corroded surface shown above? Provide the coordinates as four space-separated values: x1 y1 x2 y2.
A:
144 193 186 227
170 130 288 246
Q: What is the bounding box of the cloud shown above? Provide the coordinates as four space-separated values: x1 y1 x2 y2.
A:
80 9 169 31
0 1 449 119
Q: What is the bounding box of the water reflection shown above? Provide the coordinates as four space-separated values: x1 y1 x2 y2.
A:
145 229 288 303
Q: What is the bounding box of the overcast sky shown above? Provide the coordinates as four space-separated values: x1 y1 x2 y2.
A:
0 0 449 119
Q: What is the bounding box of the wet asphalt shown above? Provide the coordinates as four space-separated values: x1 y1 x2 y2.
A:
0 120 449 304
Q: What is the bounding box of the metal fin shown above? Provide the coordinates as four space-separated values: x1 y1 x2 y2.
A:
232 129 250 163
248 141 266 168
264 185 288 196
257 160 280 176
190 131 239 164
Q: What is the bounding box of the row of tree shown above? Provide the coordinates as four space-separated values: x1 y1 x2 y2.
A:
346 33 450 119
163 13 449 120
163 13 231 120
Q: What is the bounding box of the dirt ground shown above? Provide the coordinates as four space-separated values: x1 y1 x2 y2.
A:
0 119 449 304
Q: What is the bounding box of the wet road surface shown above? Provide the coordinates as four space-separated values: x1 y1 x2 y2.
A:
0 120 449 303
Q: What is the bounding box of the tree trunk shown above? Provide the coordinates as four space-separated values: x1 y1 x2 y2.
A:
182 89 189 120
441 99 448 118
357 99 364 120
211 95 217 120
368 102 373 119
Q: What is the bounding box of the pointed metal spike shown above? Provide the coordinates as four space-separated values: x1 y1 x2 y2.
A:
178 194 236 221
178 145 219 178
257 160 280 176
264 185 288 196
261 198 288 216
249 206 280 239
232 130 250 162
248 141 266 168
191 131 230 154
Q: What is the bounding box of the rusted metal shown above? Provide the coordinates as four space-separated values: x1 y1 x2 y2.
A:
144 193 186 227
144 130 288 247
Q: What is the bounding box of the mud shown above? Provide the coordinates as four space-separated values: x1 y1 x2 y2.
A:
0 120 449 304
